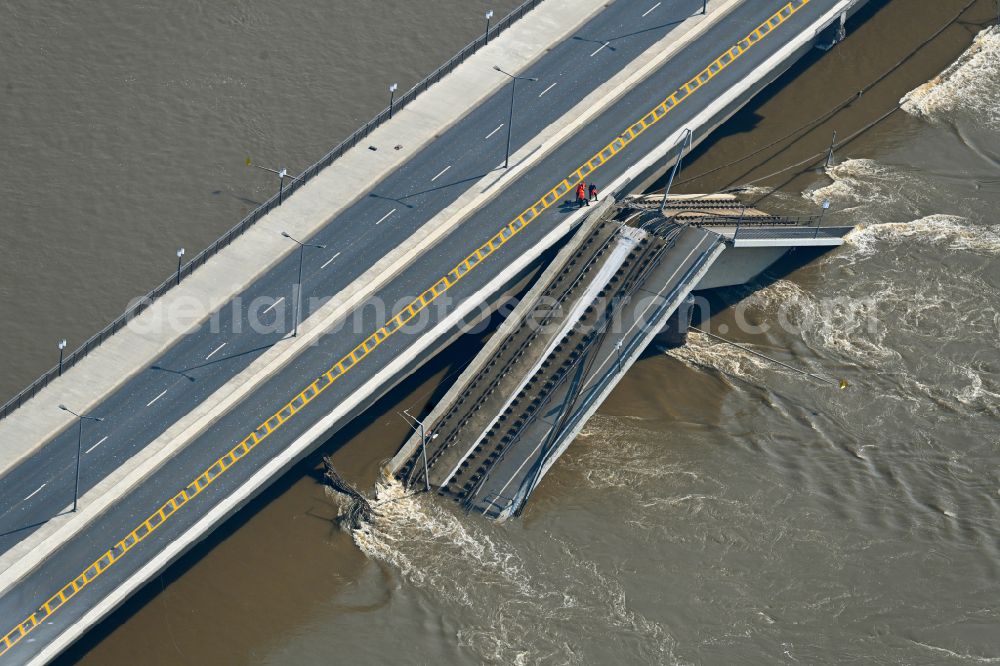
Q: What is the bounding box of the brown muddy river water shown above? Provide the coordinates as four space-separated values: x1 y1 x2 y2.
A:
2 0 999 663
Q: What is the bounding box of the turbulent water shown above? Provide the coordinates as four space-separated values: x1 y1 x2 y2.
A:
6 2 994 665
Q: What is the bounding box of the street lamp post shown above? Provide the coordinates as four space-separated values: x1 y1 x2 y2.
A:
402 410 435 492
59 404 104 512
281 232 326 338
493 65 538 169
825 130 838 168
814 200 830 239
176 247 185 286
388 83 398 119
660 128 693 214
484 10 494 45
247 158 303 205
57 339 67 377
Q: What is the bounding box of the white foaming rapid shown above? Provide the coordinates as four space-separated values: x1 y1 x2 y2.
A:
847 214 1000 257
349 477 678 665
901 26 1000 129
743 279 894 368
669 330 781 383
802 158 998 258
805 158 929 220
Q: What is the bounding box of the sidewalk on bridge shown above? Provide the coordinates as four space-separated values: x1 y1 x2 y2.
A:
0 0 615 481
0 0 744 591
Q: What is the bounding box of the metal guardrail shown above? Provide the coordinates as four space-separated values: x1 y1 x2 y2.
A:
733 225 852 241
685 214 822 227
0 0 544 421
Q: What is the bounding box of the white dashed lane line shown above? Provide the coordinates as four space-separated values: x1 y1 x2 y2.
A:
430 166 451 182
375 209 397 225
321 251 342 268
642 2 661 17
23 484 46 502
262 297 285 315
205 342 226 360
538 82 557 97
146 390 168 408
85 436 108 454
485 123 505 139
590 42 610 57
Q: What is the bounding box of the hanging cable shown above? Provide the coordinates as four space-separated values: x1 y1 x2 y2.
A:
690 327 846 388
664 0 980 191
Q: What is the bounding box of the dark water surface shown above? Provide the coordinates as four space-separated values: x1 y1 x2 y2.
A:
2 0 998 664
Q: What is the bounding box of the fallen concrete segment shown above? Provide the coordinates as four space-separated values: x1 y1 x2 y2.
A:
389 194 854 518
392 209 726 518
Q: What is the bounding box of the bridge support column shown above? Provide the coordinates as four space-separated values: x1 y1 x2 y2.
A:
816 12 848 51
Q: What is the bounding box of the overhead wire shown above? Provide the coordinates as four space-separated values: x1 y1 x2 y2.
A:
651 0 981 198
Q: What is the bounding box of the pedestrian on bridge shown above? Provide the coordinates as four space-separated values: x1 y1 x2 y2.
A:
589 182 599 202
575 182 587 208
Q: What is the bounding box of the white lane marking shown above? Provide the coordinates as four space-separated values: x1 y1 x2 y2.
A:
205 342 227 360
430 165 451 182
590 41 610 57
262 297 285 314
375 209 397 225
642 2 661 17
85 436 109 454
321 251 342 268
23 484 46 502
146 389 168 407
485 123 505 139
538 82 557 97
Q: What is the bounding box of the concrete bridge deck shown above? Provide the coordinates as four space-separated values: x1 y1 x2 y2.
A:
392 213 726 519
0 0 870 662
387 194 851 520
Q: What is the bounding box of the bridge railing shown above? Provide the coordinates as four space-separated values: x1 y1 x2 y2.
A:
0 0 543 422
733 225 851 241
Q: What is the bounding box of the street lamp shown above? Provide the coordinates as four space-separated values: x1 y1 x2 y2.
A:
388 83 398 119
246 158 303 205
660 128 693 214
281 232 326 338
814 199 830 239
825 130 838 168
484 10 494 45
176 247 185 286
493 65 538 169
401 409 436 492
57 339 67 377
58 404 104 512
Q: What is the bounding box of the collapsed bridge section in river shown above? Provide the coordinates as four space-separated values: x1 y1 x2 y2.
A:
388 196 853 518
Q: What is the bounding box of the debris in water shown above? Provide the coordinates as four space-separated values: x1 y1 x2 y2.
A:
322 456 373 530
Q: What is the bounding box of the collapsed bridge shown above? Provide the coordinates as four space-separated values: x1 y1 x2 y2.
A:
389 195 852 518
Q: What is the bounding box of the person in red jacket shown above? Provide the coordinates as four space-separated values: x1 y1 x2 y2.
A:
576 182 587 208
